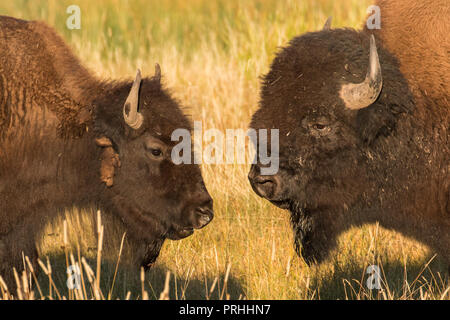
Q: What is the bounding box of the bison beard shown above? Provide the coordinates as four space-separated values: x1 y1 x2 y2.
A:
289 203 345 265
142 239 165 269
290 207 315 264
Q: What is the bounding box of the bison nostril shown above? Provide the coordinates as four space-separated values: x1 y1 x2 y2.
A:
195 207 213 228
250 175 280 200
258 178 275 185
188 193 214 229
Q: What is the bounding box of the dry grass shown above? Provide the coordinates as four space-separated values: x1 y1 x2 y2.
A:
0 0 448 300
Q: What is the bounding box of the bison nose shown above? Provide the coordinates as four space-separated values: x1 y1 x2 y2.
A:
248 165 281 200
193 198 214 229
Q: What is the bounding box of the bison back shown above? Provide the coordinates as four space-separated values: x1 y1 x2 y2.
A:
366 0 450 109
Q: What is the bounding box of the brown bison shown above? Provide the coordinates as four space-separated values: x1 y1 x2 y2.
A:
248 2 449 266
0 16 213 286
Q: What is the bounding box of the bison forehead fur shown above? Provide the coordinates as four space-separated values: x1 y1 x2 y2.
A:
0 16 213 287
251 27 449 265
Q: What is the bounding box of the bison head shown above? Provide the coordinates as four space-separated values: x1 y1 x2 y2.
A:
248 28 414 264
93 65 213 267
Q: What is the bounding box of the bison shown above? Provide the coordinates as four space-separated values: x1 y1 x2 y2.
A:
0 16 213 287
248 3 449 267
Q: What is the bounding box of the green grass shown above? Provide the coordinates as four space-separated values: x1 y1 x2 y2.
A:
0 0 448 300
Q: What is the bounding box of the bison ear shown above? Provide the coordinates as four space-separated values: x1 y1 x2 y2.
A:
95 136 113 147
356 103 395 144
356 99 411 144
95 137 121 187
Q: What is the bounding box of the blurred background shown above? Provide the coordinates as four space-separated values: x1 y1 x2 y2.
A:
0 0 447 299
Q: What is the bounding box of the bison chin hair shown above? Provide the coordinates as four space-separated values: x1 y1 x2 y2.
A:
289 202 343 265
141 238 165 270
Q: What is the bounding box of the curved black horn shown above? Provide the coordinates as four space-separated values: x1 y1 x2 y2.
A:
123 69 143 129
339 35 383 110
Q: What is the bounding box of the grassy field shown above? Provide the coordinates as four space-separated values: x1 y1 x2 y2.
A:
0 0 448 300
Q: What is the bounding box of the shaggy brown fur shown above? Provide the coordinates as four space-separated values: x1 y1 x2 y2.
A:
0 16 98 139
0 16 213 288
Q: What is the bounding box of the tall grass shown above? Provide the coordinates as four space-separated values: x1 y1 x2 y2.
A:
0 0 448 300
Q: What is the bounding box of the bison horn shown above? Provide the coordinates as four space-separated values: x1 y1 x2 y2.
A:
123 69 144 129
339 35 383 110
323 16 332 30
154 63 161 83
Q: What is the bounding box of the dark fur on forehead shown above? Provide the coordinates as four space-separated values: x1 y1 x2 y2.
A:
93 76 192 143
253 28 414 143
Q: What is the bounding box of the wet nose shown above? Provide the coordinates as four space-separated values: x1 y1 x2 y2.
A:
248 164 281 200
193 197 214 229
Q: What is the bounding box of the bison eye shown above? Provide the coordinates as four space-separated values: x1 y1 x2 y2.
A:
148 148 163 158
312 123 327 130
